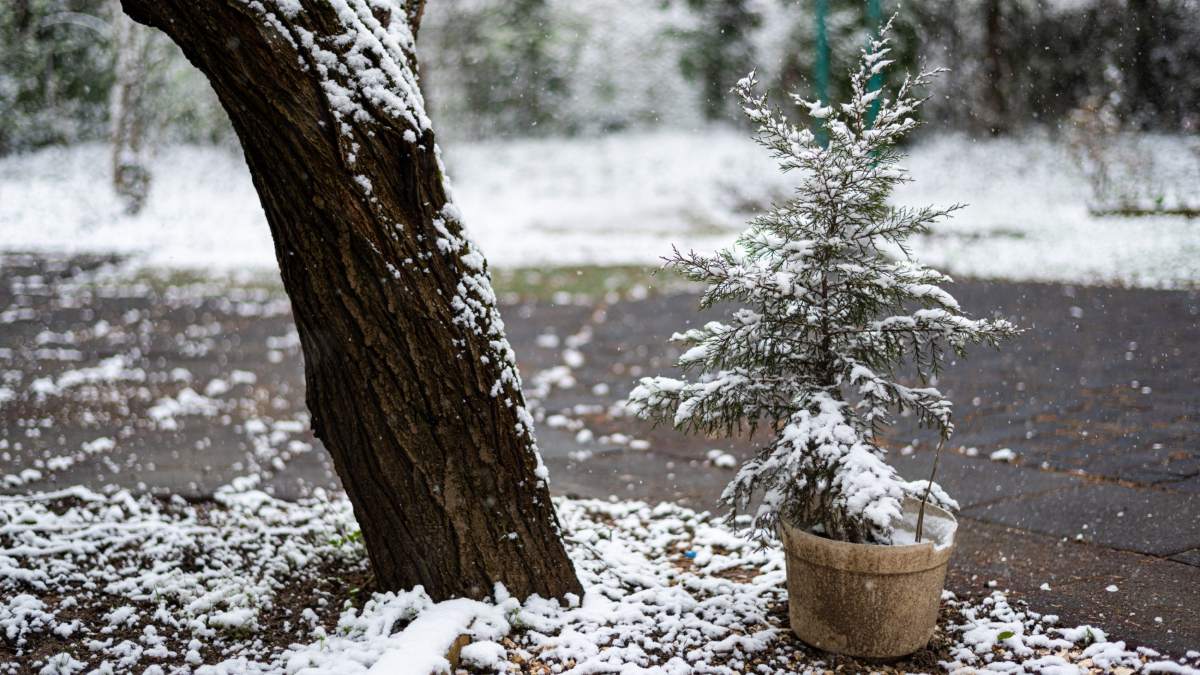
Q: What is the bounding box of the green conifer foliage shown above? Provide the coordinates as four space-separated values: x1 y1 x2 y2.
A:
630 25 1019 545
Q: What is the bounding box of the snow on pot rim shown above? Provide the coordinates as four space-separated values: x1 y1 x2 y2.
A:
890 497 957 550
782 499 956 576
791 497 958 550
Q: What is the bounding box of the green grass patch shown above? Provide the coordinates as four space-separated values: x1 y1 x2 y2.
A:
52 254 705 305
489 265 701 304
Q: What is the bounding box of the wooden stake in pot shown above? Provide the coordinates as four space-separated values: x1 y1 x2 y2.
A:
916 435 947 544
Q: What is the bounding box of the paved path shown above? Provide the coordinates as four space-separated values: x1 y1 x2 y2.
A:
0 255 1196 654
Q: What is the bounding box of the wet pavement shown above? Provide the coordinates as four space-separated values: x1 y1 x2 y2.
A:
0 254 1196 654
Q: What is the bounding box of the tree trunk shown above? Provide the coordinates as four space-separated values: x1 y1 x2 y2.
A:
109 0 153 214
1126 0 1165 126
977 0 1011 135
119 0 582 603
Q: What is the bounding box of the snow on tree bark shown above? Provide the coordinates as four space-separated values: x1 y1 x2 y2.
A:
630 23 1019 545
117 0 582 601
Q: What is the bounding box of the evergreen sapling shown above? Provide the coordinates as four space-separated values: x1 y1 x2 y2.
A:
628 26 1019 545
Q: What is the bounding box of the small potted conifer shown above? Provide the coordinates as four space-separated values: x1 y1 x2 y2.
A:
628 25 1019 659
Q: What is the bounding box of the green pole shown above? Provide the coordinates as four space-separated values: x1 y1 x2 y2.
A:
866 0 882 38
866 0 884 126
814 0 830 146
814 0 830 105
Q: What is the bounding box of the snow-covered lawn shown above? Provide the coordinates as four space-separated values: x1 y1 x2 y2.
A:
896 134 1200 289
3 484 1197 675
1 131 1198 287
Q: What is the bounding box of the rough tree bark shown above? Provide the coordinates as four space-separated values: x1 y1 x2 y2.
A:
119 0 582 602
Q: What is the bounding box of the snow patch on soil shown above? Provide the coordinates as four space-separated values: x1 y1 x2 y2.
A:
0 486 1195 675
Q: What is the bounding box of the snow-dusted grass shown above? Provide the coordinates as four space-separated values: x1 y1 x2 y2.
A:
896 134 1200 289
0 145 271 272
2 131 1198 287
2 485 1198 675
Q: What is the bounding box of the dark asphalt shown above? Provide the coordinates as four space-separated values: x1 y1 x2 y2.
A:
0 254 1196 654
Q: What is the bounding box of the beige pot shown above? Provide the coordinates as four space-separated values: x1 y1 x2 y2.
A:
781 498 956 659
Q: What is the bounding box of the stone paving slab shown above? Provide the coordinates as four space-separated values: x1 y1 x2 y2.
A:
1170 473 1200 494
960 483 1200 557
524 280 1200 494
545 451 735 514
878 281 1200 492
891 449 1087 509
947 519 1200 656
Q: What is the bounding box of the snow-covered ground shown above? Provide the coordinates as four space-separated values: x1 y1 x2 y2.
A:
3 130 1200 673
4 485 1198 675
1 131 1198 287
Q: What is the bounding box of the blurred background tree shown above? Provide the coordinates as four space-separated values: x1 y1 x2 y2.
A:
1 0 1197 154
417 0 568 138
0 0 232 157
0 0 112 154
418 0 707 137
677 0 761 122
